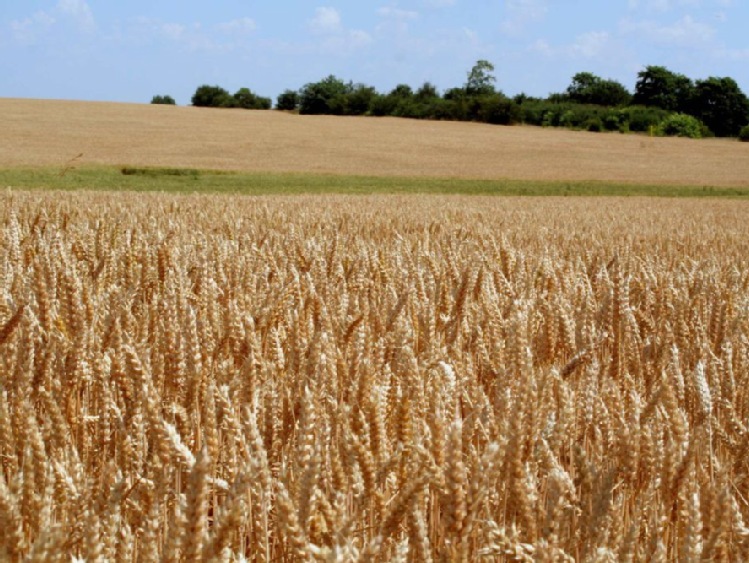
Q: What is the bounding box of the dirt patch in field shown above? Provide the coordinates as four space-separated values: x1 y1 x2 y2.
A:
1 97 747 186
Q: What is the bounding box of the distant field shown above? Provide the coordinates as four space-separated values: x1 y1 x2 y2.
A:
1 97 748 189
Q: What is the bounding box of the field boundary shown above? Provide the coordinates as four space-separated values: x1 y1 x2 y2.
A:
1 165 748 198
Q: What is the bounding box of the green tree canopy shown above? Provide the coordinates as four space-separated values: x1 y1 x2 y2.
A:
566 72 631 106
415 82 440 101
191 85 233 108
299 75 351 115
276 89 300 111
691 77 749 137
465 60 496 96
344 84 377 115
233 87 271 110
389 84 414 99
151 95 176 105
633 65 693 112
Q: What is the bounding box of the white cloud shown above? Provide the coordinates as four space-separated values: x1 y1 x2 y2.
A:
121 18 224 52
531 31 611 59
9 0 95 44
377 7 419 20
57 0 95 31
306 7 371 52
376 6 420 35
620 15 714 46
570 31 610 58
318 29 373 53
215 18 257 35
160 23 186 41
500 0 548 36
714 47 749 61
10 12 56 44
628 0 699 11
308 7 342 34
421 0 456 7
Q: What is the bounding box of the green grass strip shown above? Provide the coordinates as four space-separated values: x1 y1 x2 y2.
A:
1 165 748 197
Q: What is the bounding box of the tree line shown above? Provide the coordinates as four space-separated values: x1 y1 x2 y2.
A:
151 61 749 139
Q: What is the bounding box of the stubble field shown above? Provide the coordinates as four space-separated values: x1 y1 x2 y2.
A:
2 98 749 561
1 97 749 187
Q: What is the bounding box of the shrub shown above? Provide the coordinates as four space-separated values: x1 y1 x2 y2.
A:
299 75 350 115
584 118 603 132
618 105 671 132
657 113 705 139
191 85 233 108
739 125 749 142
276 90 300 111
473 95 522 125
151 95 176 105
233 88 271 110
343 84 377 115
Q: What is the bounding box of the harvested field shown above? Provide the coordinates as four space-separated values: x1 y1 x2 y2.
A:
2 190 749 560
1 97 748 186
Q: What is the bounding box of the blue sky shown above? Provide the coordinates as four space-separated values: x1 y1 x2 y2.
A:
1 1 747 105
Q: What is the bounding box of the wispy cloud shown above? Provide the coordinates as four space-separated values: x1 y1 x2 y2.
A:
531 30 612 60
215 17 257 35
627 0 700 12
10 11 56 45
377 7 419 20
620 15 714 46
500 0 548 36
308 7 342 34
421 0 456 7
58 0 96 31
10 0 95 44
307 7 372 52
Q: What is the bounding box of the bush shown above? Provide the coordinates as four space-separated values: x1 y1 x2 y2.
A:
739 125 749 142
191 85 233 108
343 84 377 115
657 113 706 139
151 95 176 105
276 90 300 111
584 118 603 132
473 95 522 125
299 75 351 115
233 88 271 110
617 105 670 132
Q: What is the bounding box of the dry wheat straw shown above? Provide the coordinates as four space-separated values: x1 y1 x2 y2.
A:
1 191 748 560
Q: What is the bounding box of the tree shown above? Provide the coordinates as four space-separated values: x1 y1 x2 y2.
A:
151 95 176 105
466 60 496 96
276 89 300 111
389 84 414 99
299 75 351 115
633 65 693 113
233 88 271 110
691 77 749 137
415 82 439 101
191 85 233 108
344 84 377 115
566 72 631 106
473 94 521 125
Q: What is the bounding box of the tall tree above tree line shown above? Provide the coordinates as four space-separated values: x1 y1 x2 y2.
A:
633 65 693 113
465 60 496 96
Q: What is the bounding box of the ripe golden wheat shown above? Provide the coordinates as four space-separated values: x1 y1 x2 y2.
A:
1 190 749 561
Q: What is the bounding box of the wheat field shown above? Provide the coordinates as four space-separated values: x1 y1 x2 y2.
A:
2 97 749 187
2 190 749 561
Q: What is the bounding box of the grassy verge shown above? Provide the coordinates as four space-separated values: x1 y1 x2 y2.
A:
1 165 748 197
